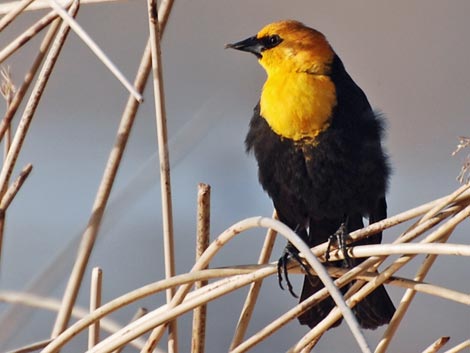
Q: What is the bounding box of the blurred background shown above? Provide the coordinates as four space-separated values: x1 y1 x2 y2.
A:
0 0 469 352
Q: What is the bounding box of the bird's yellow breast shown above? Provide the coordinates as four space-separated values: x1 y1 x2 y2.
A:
260 72 336 141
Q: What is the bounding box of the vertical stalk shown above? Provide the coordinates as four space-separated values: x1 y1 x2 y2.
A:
191 183 211 353
89 267 103 349
146 1 177 352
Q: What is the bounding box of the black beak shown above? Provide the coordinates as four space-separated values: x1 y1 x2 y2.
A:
225 36 264 58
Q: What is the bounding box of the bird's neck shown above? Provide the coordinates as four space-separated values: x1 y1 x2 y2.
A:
260 72 337 141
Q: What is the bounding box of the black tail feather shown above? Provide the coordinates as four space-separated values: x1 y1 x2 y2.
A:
298 200 395 330
298 274 395 329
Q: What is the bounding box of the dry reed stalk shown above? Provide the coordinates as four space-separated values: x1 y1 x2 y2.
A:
0 15 63 143
380 276 469 305
112 308 148 353
1 65 14 170
285 258 469 304
0 290 148 350
0 163 32 210
45 0 142 101
0 0 77 208
443 340 470 353
0 0 36 30
320 202 466 264
0 0 123 14
418 183 470 225
89 268 103 349
229 211 278 350
191 183 211 353
0 66 16 266
143 0 177 352
51 0 174 337
299 336 320 353
421 336 450 353
0 8 62 64
335 242 470 259
453 136 470 184
5 338 53 353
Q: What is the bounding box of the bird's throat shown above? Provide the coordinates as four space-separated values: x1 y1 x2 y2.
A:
260 72 336 141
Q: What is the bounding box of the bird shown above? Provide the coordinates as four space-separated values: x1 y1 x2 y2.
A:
226 20 395 330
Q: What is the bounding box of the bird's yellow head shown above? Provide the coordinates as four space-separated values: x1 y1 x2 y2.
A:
227 20 337 141
226 20 334 76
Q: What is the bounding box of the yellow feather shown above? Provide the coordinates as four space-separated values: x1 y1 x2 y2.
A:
256 20 337 141
260 72 335 141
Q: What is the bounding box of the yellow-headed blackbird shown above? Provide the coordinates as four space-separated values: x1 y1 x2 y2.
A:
227 20 395 330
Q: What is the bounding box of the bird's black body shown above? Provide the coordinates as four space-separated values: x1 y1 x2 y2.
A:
246 55 395 329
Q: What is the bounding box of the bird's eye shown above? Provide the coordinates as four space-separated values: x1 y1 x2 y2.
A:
262 34 282 49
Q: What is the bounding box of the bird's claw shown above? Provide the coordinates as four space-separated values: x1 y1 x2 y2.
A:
325 222 352 266
277 245 312 298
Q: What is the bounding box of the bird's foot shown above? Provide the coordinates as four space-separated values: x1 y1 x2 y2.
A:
325 222 352 266
277 244 311 298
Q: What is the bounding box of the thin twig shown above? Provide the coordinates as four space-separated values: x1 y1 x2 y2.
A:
442 340 470 353
0 66 16 267
0 0 36 31
418 183 470 225
5 338 53 353
0 8 62 64
89 268 103 349
299 336 320 353
421 336 450 353
191 183 211 353
230 210 278 350
453 136 470 184
0 163 33 263
142 0 176 352
335 242 470 260
45 0 143 102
